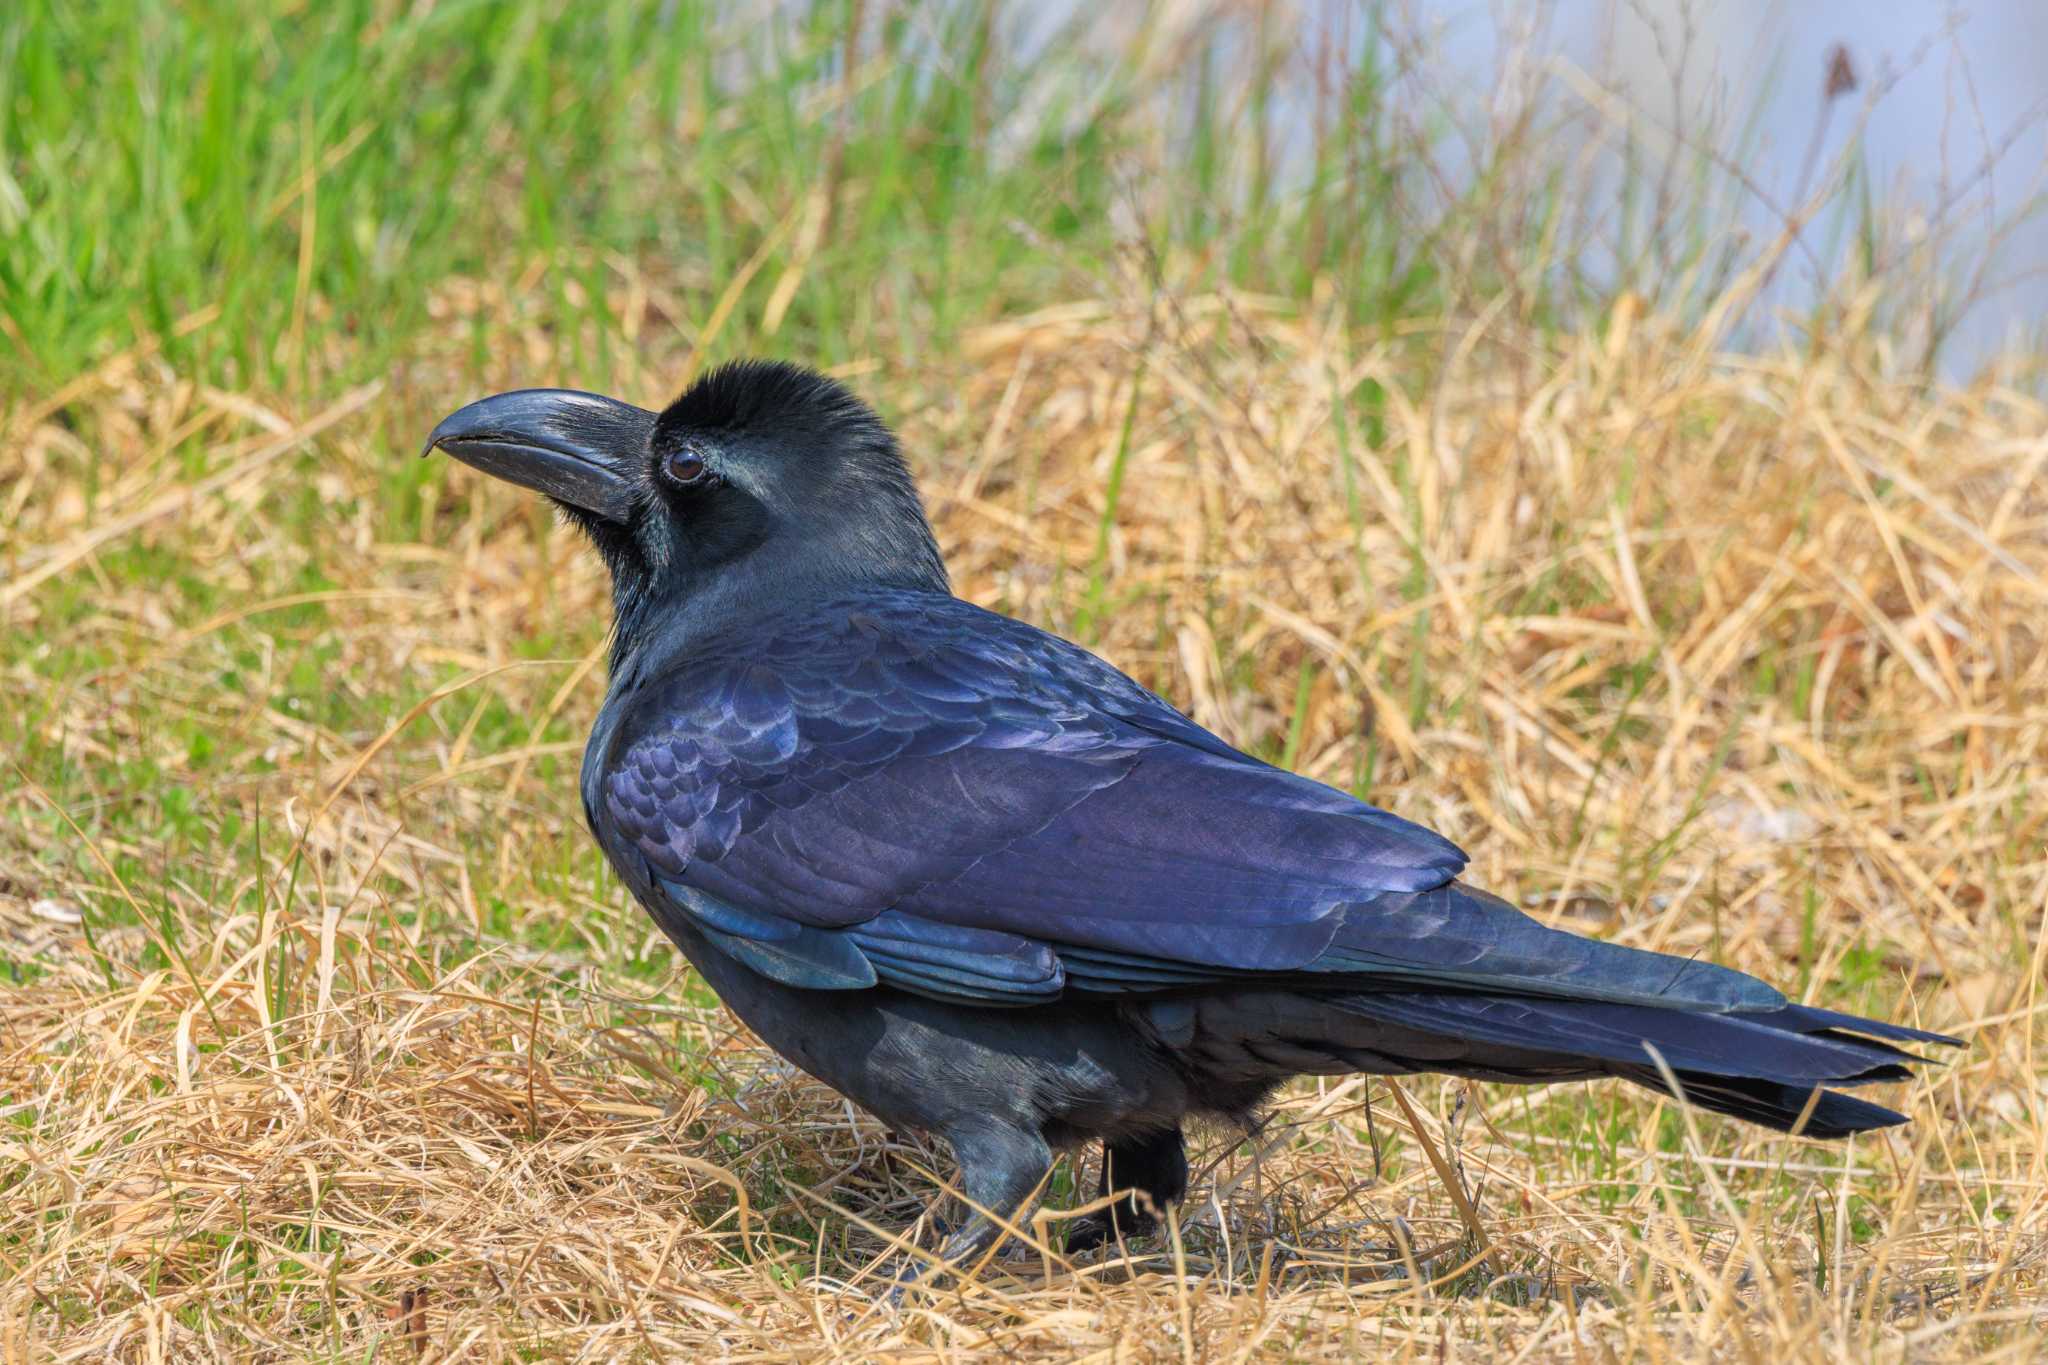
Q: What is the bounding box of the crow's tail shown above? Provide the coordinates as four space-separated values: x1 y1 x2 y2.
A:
1323 993 1957 1137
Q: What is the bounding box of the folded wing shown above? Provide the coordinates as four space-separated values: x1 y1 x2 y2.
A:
598 591 1469 996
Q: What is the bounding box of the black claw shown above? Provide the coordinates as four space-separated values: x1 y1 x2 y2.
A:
1074 1128 1185 1252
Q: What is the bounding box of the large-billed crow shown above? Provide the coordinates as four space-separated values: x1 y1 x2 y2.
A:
425 361 1953 1273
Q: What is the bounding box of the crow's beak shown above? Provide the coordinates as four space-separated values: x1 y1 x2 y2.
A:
422 388 653 524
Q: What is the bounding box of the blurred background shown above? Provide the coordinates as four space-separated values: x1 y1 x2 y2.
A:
3 2 2043 1359
7 0 2047 400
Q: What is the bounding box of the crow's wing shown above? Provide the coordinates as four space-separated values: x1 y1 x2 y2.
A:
597 591 1467 1000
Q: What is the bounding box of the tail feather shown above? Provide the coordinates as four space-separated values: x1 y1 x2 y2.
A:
1331 993 1932 1084
1628 1070 1912 1137
1754 1002 1959 1049
1320 990 1956 1138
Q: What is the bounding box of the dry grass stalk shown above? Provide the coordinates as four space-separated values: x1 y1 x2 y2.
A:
2 280 2044 1359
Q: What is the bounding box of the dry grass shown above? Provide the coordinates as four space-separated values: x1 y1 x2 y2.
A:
4 277 2046 1360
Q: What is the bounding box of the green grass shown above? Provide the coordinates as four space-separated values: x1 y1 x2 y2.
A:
1 0 1467 403
0 0 1510 982
2 4 2040 1358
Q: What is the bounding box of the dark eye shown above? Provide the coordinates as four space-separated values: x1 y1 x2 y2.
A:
665 449 715 487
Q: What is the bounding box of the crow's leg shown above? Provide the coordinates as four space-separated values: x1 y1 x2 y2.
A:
1067 1127 1187 1253
888 1122 1051 1292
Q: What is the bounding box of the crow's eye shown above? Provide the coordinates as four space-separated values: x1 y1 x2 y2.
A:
665 449 715 487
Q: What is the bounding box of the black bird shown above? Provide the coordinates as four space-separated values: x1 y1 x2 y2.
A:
424 361 1954 1273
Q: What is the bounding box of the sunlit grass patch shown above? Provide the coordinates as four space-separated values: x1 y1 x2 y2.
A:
3 1 2045 1359
6 279 2042 1358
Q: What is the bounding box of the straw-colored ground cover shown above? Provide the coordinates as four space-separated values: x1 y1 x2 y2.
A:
4 273 2043 1359
7 2 2048 1357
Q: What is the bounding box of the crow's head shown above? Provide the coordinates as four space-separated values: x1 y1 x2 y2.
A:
424 361 947 655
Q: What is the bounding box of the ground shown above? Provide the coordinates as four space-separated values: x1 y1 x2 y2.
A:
6 284 2042 1360
3 4 2045 1358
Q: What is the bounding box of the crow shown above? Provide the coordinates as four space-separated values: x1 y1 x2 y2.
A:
424 360 1955 1275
